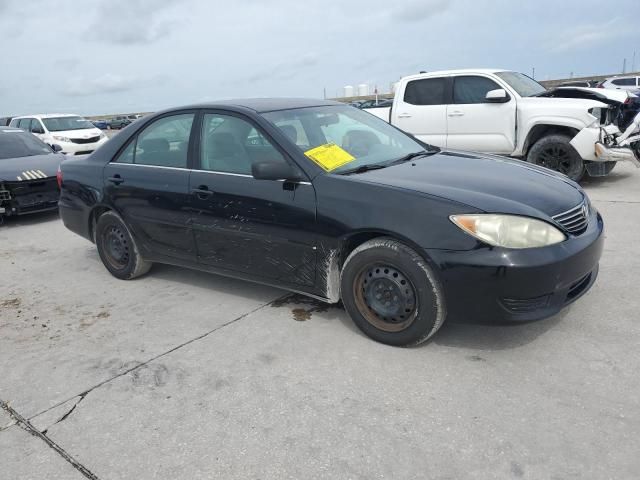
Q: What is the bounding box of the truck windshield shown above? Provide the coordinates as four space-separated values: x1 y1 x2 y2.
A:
42 116 95 132
495 71 547 97
262 105 434 174
0 130 54 159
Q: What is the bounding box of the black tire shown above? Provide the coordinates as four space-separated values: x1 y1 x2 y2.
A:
527 134 584 182
340 238 446 347
95 211 151 280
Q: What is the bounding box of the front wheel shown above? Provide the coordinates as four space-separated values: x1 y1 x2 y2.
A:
527 134 584 181
340 238 446 347
95 211 151 280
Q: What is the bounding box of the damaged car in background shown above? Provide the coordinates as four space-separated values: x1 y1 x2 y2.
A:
540 86 640 173
365 70 640 181
59 99 603 347
0 127 64 219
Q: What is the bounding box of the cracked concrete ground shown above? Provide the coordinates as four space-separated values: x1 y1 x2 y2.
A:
1 163 639 479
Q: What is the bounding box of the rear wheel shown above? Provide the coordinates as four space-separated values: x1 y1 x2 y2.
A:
95 211 151 280
340 238 446 346
527 134 584 181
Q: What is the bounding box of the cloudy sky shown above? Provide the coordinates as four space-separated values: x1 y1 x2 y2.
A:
1 0 638 115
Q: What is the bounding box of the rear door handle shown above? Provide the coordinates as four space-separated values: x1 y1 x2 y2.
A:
192 185 214 199
397 113 412 118
107 174 124 185
448 111 464 117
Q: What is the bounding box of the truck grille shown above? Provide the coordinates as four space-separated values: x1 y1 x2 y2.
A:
71 136 100 144
552 200 589 235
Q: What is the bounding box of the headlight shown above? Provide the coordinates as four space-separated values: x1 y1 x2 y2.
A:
99 132 107 139
53 135 71 142
450 214 566 248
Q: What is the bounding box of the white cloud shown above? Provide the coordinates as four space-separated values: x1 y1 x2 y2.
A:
87 0 180 45
550 18 635 52
391 0 453 22
63 74 138 97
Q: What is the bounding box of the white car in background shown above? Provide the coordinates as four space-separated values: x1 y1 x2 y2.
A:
9 114 108 155
598 75 640 91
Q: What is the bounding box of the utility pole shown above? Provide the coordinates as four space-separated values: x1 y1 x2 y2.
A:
531 67 535 79
632 51 636 72
622 58 627 74
323 87 326 99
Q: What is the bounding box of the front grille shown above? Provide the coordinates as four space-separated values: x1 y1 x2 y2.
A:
74 150 94 155
552 200 589 235
0 189 10 201
501 294 551 313
71 136 100 144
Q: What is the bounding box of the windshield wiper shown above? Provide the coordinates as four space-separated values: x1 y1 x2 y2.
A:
339 163 390 175
389 148 439 165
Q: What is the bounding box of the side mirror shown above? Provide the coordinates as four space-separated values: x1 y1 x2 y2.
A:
51 144 63 153
252 161 302 181
32 126 45 134
485 89 510 103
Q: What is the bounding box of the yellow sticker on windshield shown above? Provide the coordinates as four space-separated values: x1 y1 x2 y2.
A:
304 143 355 171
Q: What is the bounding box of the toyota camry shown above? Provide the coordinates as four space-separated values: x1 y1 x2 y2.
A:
58 99 603 346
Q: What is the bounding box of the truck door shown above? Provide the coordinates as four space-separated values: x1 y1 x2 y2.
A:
446 75 516 154
392 77 448 148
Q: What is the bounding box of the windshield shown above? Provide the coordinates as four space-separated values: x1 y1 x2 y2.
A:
495 71 546 97
0 130 53 159
42 116 95 132
262 105 432 174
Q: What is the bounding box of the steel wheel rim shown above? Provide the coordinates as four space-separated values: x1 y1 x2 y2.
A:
538 145 573 175
353 263 418 332
102 224 130 270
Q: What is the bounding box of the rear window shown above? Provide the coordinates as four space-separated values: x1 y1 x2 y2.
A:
403 78 446 106
0 131 53 159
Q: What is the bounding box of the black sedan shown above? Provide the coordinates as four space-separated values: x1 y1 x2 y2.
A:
1 127 64 218
59 99 603 346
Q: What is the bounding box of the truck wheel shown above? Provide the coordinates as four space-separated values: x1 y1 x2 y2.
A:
527 134 584 182
340 238 446 347
95 211 151 280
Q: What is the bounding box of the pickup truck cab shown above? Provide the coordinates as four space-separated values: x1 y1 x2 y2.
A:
365 69 639 181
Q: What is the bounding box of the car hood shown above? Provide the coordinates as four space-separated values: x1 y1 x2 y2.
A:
348 150 585 218
537 87 631 106
0 154 64 182
49 128 102 139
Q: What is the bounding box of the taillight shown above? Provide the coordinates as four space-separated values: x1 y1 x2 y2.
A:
56 165 63 189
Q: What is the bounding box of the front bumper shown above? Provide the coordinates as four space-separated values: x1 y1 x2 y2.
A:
0 178 59 216
55 137 108 156
426 209 604 323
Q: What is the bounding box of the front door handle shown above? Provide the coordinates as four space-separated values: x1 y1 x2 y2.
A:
397 113 412 118
107 174 124 185
448 111 464 117
192 185 214 200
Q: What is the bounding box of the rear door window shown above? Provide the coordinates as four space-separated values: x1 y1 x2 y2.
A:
403 78 446 105
19 118 33 130
114 114 194 168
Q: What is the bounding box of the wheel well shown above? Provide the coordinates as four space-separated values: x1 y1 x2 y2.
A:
522 125 579 156
339 231 429 269
88 206 112 243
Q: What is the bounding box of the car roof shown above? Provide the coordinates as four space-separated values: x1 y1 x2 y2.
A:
181 98 342 113
401 68 505 81
11 113 80 119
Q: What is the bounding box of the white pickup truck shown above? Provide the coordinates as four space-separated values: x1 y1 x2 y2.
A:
365 69 640 181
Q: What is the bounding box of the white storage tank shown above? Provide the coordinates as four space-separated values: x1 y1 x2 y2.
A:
343 85 354 97
358 83 369 96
